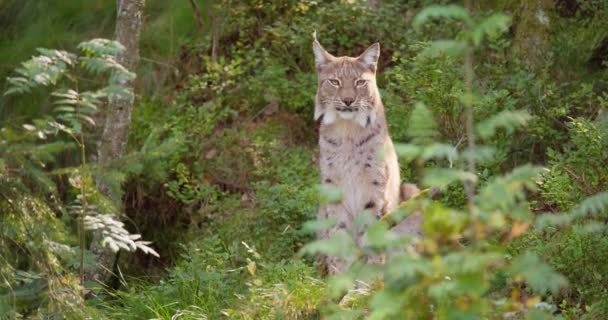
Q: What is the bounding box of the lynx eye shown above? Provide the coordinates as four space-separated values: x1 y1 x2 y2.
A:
328 79 341 86
355 79 367 87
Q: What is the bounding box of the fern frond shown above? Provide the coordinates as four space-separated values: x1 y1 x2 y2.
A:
571 191 608 218
478 165 544 211
4 49 75 96
407 102 438 145
85 214 159 257
423 168 477 188
476 110 532 139
413 5 471 30
77 38 125 57
421 143 459 161
394 143 422 162
470 13 511 46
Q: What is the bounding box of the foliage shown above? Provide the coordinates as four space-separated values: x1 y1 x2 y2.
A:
1 39 158 317
1 0 608 319
299 5 599 319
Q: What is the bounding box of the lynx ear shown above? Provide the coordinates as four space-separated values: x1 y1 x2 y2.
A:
357 43 380 72
312 32 334 69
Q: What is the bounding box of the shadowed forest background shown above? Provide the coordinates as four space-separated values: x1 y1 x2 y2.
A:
1 0 608 319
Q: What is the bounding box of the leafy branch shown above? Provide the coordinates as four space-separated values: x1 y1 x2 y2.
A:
3 38 155 301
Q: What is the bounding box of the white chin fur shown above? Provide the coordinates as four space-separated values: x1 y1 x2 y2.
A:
338 111 355 120
319 109 375 128
355 112 368 127
322 109 337 125
338 110 371 128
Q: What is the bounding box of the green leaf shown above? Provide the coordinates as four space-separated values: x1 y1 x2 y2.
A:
573 221 607 234
385 255 432 289
527 308 555 320
77 114 96 127
101 84 134 100
413 5 472 30
571 191 608 219
478 165 544 211
509 252 567 295
53 106 76 113
301 218 337 234
407 102 437 144
299 231 357 257
470 13 511 46
419 40 467 58
51 89 78 99
460 146 496 165
77 38 125 56
365 221 390 249
423 168 477 188
368 289 402 320
535 212 573 229
443 252 503 274
394 143 422 161
476 110 532 139
327 273 355 297
422 203 468 236
421 143 458 162
318 184 343 204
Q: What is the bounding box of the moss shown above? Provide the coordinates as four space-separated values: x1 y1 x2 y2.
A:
512 0 554 71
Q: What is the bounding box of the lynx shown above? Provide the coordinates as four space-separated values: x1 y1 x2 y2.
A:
313 35 422 274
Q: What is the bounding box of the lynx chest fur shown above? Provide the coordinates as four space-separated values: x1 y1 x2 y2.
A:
313 37 404 274
318 119 400 222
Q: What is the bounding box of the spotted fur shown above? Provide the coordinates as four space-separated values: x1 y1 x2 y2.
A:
313 36 422 275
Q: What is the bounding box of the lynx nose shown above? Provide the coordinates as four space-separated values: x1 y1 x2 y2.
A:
342 98 354 106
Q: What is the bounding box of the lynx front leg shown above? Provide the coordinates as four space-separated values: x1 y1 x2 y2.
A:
391 183 424 237
316 204 353 275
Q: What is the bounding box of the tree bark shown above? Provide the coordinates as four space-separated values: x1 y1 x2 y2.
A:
87 0 145 286
210 5 219 63
513 0 554 71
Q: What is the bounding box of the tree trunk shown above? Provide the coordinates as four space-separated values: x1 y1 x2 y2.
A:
513 0 554 71
87 0 145 286
210 5 219 63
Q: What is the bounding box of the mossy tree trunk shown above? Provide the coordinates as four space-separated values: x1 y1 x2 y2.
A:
512 0 554 71
87 0 145 286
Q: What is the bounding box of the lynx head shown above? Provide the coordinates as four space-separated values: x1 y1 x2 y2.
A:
313 35 381 128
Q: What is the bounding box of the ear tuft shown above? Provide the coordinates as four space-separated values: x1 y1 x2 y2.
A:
358 43 380 71
312 32 334 69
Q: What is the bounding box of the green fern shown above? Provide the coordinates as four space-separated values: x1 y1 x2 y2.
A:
478 164 544 212
412 5 472 30
572 191 608 218
1 38 158 316
407 102 438 145
476 110 532 140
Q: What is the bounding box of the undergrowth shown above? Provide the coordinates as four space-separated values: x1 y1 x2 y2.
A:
1 0 608 319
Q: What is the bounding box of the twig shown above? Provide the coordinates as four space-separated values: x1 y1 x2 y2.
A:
188 0 205 34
